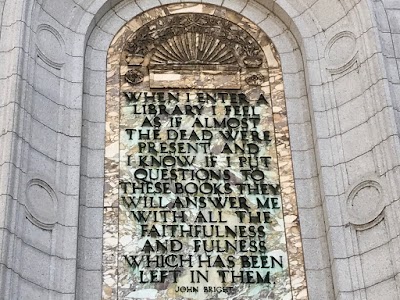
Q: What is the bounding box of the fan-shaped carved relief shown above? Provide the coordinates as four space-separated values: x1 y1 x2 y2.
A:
125 14 265 89
126 14 263 68
150 32 237 66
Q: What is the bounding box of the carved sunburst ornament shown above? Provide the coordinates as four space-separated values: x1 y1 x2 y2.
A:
126 14 264 68
151 32 237 65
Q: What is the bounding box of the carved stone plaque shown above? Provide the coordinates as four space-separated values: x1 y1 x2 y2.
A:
118 88 290 299
103 4 307 300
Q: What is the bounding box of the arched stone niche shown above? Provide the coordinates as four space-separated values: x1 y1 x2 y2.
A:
102 3 307 300
3 0 400 299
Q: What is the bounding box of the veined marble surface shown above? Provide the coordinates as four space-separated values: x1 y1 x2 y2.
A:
103 3 307 300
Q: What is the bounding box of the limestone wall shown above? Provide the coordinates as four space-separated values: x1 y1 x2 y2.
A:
0 0 400 299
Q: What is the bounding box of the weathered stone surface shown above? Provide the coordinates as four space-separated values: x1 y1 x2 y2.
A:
1 0 400 299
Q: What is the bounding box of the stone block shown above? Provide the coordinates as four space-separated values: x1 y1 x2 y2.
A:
383 0 400 9
28 149 57 177
80 148 105 178
159 0 182 4
241 1 269 24
75 269 102 300
78 206 103 238
311 0 346 30
136 0 166 11
87 28 114 53
342 122 372 162
333 69 362 107
0 47 19 79
82 120 105 150
292 149 318 179
357 219 389 254
305 268 335 300
345 151 375 186
43 0 78 27
361 243 394 287
386 57 400 83
316 138 334 167
18 278 51 300
320 166 339 196
57 194 80 227
380 32 396 58
83 68 107 96
53 224 78 260
280 49 304 74
302 237 330 270
32 91 60 132
75 10 96 35
303 36 320 61
202 0 223 6
298 206 326 239
88 0 111 16
292 8 321 38
331 258 353 292
288 122 313 151
366 278 398 300
258 15 285 39
336 291 358 300
85 44 108 72
272 32 298 56
20 244 51 288
324 195 344 227
64 56 85 83
0 21 25 51
273 0 297 29
23 219 52 254
64 165 81 195
387 9 400 33
76 236 103 271
222 0 247 13
313 111 330 138
327 226 348 259
286 96 311 124
80 177 104 208
63 81 85 109
294 177 322 209
34 64 61 103
283 72 307 98
52 257 77 293
338 95 368 133
83 94 106 123
30 119 58 161
98 10 126 35
374 2 390 32
305 59 323 86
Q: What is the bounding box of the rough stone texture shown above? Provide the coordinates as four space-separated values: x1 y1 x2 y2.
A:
0 0 400 299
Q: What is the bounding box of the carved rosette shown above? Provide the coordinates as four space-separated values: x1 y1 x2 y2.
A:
245 73 265 86
125 69 144 85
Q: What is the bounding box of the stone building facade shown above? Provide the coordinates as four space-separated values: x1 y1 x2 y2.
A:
1 0 400 299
